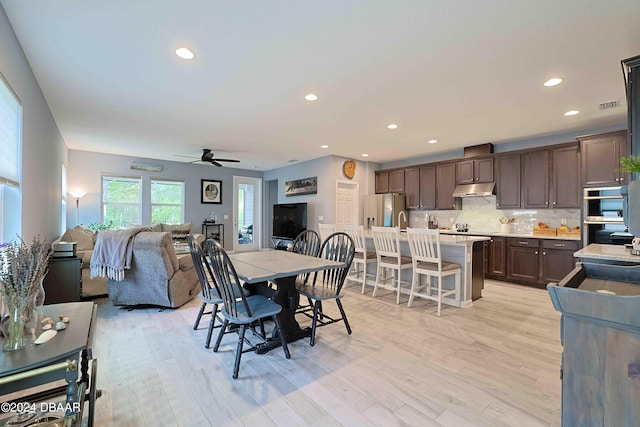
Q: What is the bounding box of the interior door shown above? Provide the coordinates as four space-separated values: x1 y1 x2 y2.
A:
336 181 359 228
233 176 261 252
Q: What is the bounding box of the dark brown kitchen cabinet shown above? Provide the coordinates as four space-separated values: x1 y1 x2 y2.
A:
405 165 436 210
486 237 506 279
523 143 580 209
456 157 494 184
579 130 629 187
551 144 580 208
435 162 458 210
507 238 540 284
495 154 521 209
541 240 579 283
375 169 405 194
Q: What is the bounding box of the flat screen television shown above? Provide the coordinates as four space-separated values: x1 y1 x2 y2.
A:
273 203 307 240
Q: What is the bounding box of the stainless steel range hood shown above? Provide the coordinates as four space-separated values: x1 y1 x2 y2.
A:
452 182 495 197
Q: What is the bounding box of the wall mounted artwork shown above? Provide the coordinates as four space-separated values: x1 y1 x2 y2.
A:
285 176 317 196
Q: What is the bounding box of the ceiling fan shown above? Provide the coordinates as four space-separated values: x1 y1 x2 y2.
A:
192 149 240 167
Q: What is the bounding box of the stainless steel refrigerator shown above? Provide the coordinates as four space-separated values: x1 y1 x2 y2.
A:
363 194 408 229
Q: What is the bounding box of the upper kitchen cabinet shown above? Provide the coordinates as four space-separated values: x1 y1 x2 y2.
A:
495 154 521 209
579 130 628 187
523 143 580 209
436 162 458 210
456 158 494 184
375 169 405 194
405 165 436 210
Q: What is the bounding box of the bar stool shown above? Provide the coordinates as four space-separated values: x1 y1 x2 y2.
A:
344 225 377 294
318 223 337 243
405 227 461 316
371 226 412 304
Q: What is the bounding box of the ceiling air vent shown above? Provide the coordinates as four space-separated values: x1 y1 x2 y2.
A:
598 100 620 110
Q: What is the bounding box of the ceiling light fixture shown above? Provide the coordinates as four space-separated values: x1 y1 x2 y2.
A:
564 110 580 116
175 47 195 60
428 139 438 144
361 154 369 157
544 77 563 87
320 145 328 149
387 124 398 129
305 93 318 101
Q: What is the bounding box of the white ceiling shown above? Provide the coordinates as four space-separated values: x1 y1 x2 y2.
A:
2 0 640 171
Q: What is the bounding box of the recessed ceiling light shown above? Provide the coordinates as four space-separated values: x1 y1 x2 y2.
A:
428 139 438 144
361 153 369 157
387 124 398 129
564 110 580 116
320 145 328 149
305 93 318 101
175 47 195 60
544 78 563 87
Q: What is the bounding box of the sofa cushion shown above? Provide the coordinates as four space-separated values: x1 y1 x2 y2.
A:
162 222 192 242
60 226 96 251
150 223 163 232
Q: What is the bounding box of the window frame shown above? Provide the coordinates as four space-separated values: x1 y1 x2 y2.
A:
101 175 142 227
150 178 185 225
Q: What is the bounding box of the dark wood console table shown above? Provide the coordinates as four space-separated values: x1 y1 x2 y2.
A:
202 221 224 246
0 302 98 426
43 257 83 304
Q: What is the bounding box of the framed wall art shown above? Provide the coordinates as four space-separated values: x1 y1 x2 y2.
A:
201 179 222 204
285 176 317 196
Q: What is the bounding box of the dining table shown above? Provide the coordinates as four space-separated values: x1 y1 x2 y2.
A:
228 249 344 353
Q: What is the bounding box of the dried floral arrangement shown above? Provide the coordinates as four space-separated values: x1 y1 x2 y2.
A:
0 236 52 311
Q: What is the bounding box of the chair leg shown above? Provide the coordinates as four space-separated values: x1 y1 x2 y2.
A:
205 303 218 349
372 263 382 297
408 269 418 307
310 301 321 346
213 319 229 352
232 325 246 379
395 268 401 305
272 315 290 359
336 299 352 335
437 277 443 317
193 302 206 330
361 263 367 294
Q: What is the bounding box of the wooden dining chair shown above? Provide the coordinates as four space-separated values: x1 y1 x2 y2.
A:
296 232 355 346
318 223 337 243
371 226 413 304
290 230 322 286
206 240 290 379
343 225 377 294
405 228 461 316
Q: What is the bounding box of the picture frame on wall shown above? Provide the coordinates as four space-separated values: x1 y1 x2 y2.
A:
201 179 222 204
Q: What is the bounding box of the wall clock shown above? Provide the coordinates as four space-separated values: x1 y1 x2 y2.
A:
343 160 356 179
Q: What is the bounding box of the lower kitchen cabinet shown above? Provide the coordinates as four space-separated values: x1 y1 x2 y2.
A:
505 238 579 287
485 237 506 279
541 240 579 283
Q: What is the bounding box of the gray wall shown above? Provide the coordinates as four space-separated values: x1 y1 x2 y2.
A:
68 150 262 249
0 4 67 243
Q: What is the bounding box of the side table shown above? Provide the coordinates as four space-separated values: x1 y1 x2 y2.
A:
0 302 98 427
202 221 224 247
43 257 83 304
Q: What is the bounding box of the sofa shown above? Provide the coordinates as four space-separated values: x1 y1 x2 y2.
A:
107 231 200 308
55 224 203 301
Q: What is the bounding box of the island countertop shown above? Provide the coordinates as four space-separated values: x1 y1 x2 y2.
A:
574 244 640 263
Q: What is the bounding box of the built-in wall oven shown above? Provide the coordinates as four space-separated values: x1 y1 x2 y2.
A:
583 187 632 245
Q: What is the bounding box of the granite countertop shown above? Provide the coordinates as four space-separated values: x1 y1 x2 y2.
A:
440 229 581 241
574 244 640 263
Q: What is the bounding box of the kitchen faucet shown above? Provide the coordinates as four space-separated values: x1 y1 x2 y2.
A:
398 210 407 229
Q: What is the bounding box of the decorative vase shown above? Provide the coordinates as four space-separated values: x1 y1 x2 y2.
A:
33 275 46 319
2 303 26 351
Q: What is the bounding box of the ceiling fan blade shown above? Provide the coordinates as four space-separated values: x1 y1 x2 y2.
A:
211 160 222 167
214 158 240 163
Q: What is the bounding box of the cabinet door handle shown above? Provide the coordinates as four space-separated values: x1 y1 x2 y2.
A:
542 251 546 255
553 201 556 205
545 201 549 205
553 243 565 247
535 251 539 255
519 241 529 245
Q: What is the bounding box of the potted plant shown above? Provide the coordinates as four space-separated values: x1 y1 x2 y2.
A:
619 154 640 179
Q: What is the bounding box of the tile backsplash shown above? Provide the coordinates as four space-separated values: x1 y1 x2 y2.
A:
409 196 580 233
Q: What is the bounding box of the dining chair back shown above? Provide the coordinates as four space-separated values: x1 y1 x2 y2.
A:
290 230 322 286
318 223 337 242
371 226 413 304
343 225 377 294
405 228 461 316
188 236 222 348
206 240 290 379
297 232 355 346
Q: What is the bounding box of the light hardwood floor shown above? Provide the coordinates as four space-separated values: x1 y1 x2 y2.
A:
92 279 562 426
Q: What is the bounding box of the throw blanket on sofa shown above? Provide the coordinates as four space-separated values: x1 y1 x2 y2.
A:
90 227 150 281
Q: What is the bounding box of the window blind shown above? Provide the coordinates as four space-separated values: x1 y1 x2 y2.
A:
0 75 21 187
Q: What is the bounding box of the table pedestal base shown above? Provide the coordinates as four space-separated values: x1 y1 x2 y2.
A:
255 327 311 354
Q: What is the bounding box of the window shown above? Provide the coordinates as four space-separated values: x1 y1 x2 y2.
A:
151 179 184 224
101 176 141 228
0 73 22 242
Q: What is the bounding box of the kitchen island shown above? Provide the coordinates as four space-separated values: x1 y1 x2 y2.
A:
574 243 640 264
362 231 489 308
